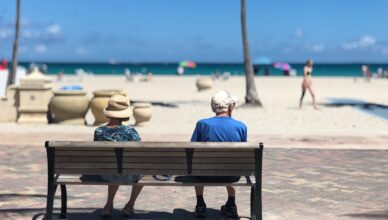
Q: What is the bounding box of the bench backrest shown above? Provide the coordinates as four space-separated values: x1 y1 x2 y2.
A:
46 141 263 177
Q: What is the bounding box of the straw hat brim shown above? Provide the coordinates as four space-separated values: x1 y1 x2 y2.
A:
103 108 133 119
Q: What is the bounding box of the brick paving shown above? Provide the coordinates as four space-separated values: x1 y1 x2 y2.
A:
0 145 387 220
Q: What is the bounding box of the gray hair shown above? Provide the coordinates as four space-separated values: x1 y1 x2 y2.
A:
210 90 237 114
211 102 230 114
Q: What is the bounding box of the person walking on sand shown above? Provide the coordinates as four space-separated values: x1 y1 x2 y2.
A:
93 95 143 217
191 90 247 218
361 65 372 82
299 59 318 109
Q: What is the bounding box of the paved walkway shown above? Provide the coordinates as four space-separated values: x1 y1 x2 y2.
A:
0 145 387 220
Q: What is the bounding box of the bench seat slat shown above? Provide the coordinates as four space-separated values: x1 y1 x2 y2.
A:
55 169 254 176
121 169 187 175
193 152 254 158
123 163 186 169
56 157 188 163
55 168 119 175
56 175 256 186
55 157 256 164
191 170 254 176
194 149 254 152
55 151 187 157
193 158 255 164
123 152 187 157
192 164 255 170
56 162 117 168
49 141 260 149
55 151 117 156
56 163 187 169
55 148 186 152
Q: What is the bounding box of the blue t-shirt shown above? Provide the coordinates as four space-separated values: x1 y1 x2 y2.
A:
191 116 247 142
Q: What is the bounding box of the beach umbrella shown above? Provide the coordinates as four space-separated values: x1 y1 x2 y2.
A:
179 61 197 68
273 62 291 71
253 57 272 65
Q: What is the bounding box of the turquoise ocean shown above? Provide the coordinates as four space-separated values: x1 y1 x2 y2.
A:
19 62 388 77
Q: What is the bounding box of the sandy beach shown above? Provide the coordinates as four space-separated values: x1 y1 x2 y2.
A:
1 75 387 149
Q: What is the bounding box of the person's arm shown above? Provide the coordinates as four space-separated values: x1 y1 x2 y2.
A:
93 128 101 141
242 125 248 142
303 66 308 78
128 128 142 142
190 121 201 142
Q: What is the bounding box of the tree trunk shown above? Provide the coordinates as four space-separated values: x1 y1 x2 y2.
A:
7 0 21 87
241 0 262 106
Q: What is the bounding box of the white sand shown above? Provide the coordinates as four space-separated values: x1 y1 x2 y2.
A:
1 75 388 148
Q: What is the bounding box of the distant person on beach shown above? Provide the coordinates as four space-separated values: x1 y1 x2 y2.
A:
377 67 383 78
264 66 271 76
253 65 260 75
124 68 133 81
361 65 372 82
191 90 247 218
0 58 7 70
299 59 317 109
177 66 184 75
93 95 143 217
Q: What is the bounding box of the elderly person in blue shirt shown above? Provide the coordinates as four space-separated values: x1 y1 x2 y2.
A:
191 90 247 218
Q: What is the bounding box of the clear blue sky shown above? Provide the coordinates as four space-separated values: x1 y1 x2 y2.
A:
1 0 388 63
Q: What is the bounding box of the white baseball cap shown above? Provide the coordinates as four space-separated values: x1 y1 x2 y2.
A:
211 90 238 113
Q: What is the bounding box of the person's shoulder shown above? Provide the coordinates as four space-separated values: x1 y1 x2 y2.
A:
196 117 216 126
94 126 106 133
121 125 138 133
122 126 141 140
230 118 247 128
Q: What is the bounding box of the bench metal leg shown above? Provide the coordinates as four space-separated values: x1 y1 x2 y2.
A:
45 182 57 220
60 185 67 219
255 183 262 220
250 186 256 220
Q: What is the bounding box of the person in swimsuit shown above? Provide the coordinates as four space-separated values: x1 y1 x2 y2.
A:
299 59 317 109
94 95 143 217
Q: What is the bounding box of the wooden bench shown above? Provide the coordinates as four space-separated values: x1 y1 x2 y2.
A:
45 141 263 220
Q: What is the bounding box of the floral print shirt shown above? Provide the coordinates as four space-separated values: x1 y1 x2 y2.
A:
94 125 141 142
93 125 141 182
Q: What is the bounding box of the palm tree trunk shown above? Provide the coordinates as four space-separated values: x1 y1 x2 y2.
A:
7 0 21 87
241 0 262 106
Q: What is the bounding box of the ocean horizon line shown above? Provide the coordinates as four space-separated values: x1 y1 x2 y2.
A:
16 61 388 65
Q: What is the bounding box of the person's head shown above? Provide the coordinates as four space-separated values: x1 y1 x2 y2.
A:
211 90 238 116
103 94 132 125
306 59 313 67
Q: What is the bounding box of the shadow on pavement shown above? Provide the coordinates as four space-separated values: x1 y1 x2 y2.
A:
0 193 75 200
0 207 245 220
341 210 388 219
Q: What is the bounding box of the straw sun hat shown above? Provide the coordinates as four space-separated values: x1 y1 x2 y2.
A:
103 95 132 119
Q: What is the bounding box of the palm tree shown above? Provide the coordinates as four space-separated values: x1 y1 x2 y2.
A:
7 0 21 87
241 0 262 106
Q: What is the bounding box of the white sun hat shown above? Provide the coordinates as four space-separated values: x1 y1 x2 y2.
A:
211 90 238 114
